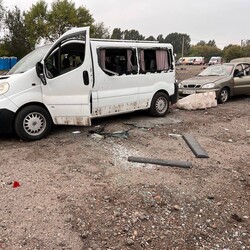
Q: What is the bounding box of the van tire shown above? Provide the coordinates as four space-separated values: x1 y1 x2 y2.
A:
14 105 52 141
149 92 170 117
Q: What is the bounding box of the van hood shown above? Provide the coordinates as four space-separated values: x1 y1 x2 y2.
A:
0 73 21 83
0 75 10 80
181 75 228 85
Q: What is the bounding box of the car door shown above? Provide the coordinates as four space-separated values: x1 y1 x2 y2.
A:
41 27 93 126
233 63 250 95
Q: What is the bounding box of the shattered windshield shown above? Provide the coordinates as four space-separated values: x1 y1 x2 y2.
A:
8 44 51 75
198 64 234 76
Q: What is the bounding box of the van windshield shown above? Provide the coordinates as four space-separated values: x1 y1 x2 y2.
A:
8 44 51 75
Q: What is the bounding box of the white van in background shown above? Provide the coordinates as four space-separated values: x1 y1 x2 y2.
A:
0 27 178 141
193 57 205 65
208 56 222 65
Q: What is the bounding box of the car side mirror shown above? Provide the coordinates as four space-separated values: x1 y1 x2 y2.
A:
36 62 47 85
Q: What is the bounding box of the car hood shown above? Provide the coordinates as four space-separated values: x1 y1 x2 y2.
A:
181 75 228 85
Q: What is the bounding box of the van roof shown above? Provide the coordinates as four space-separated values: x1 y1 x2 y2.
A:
90 39 173 49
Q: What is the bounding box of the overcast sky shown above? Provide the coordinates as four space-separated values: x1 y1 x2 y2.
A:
3 0 250 48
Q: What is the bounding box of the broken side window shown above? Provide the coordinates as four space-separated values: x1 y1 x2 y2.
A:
139 48 172 74
98 48 137 76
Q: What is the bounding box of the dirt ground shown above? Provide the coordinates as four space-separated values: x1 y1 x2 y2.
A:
0 66 249 250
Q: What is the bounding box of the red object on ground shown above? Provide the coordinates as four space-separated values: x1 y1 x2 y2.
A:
13 181 20 188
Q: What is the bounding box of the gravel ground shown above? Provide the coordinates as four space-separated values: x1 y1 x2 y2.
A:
0 65 249 250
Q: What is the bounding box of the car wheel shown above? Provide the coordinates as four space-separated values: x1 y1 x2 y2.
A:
14 105 52 141
149 92 170 117
218 87 230 104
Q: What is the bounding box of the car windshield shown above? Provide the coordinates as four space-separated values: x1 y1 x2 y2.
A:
8 44 51 75
198 64 234 76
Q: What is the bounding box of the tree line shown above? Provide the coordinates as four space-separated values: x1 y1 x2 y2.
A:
0 0 250 62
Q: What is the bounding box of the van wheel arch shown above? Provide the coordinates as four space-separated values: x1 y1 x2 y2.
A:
14 103 53 141
149 91 170 117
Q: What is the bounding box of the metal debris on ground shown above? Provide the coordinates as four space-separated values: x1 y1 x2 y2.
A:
128 156 192 168
88 125 106 134
99 129 131 139
90 133 104 140
123 121 154 129
182 133 209 158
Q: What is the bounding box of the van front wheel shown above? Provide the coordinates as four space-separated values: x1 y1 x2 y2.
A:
14 105 52 141
149 92 170 117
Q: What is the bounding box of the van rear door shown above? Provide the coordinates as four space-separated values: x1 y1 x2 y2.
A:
41 27 93 125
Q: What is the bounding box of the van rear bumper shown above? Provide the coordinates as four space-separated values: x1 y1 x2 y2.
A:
170 81 179 104
0 109 14 134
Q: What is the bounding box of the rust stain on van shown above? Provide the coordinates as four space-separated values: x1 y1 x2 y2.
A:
54 117 91 126
92 99 150 117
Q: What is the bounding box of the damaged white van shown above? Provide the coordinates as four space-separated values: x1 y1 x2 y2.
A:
0 27 178 141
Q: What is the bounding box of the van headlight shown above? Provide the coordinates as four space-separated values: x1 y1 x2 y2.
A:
202 83 215 88
0 82 10 95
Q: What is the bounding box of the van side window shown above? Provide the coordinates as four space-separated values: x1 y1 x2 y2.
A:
45 42 85 78
139 48 171 74
98 48 137 76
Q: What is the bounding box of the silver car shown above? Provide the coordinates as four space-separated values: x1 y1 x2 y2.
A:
178 62 250 103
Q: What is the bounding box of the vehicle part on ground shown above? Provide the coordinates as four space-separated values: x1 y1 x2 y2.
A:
128 156 192 168
182 133 209 158
149 92 169 117
218 87 230 104
14 105 52 141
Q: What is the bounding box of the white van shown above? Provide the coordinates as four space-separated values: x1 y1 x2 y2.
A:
208 56 222 65
0 27 178 141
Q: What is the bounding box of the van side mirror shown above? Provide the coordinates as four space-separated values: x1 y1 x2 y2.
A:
36 62 47 85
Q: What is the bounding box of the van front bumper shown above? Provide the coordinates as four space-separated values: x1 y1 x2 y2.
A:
0 109 14 134
170 81 179 104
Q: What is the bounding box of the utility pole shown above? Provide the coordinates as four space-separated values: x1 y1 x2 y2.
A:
182 36 184 59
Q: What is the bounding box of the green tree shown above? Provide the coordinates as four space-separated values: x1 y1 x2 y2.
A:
91 22 110 39
189 44 222 62
156 34 164 43
76 6 94 27
24 0 48 48
3 7 32 58
47 0 78 41
111 28 123 39
47 0 94 41
223 45 244 62
207 40 216 47
145 36 156 41
123 29 144 40
164 33 191 56
196 40 206 46
242 45 250 57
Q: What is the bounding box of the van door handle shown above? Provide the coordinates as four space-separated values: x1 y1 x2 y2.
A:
83 71 89 85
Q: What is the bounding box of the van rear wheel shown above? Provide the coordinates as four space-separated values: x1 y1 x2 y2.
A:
149 92 170 117
14 105 52 141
